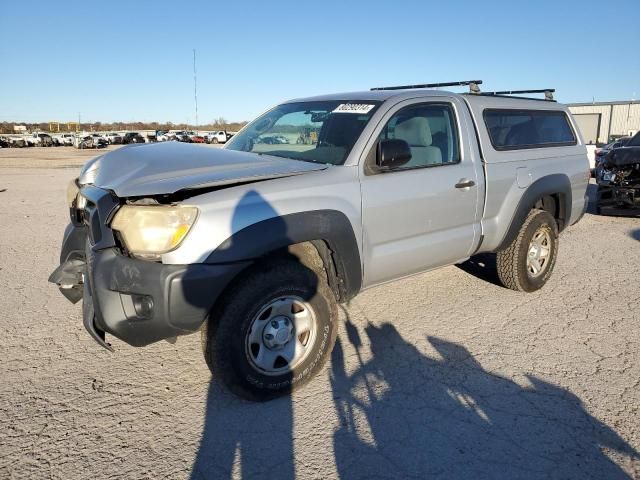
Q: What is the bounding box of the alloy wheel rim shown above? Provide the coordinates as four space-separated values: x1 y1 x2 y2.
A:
526 227 552 277
245 296 317 376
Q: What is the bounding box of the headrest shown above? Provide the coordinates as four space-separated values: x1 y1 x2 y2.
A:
394 117 432 146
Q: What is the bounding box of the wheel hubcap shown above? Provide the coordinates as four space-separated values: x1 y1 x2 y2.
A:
245 296 316 375
262 316 294 349
526 227 551 277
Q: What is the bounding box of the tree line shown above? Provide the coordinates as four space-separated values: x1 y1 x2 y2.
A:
0 118 248 134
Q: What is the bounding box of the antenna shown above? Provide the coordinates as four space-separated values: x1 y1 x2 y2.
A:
193 49 199 131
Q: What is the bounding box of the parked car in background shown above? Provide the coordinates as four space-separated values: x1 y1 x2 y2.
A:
8 136 27 148
595 132 640 216
156 131 171 142
181 131 196 142
40 133 54 147
26 133 54 147
0 137 9 148
182 131 199 143
595 137 632 169
257 134 289 144
91 134 108 148
53 133 76 146
74 135 94 149
190 134 206 143
122 132 145 144
205 131 231 144
24 135 36 147
167 131 189 142
105 132 123 144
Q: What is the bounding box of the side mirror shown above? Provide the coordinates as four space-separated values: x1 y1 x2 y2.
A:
376 139 412 170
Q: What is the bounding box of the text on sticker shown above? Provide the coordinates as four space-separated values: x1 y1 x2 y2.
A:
332 104 376 114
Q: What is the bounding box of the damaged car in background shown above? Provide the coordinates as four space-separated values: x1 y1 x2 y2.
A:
596 131 640 216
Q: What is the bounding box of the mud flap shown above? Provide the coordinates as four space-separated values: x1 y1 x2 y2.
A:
48 259 85 304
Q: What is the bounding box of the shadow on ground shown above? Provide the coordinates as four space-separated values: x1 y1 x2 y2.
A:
331 317 638 479
459 182 602 286
190 316 638 479
457 252 502 288
189 185 637 479
191 382 295 479
586 182 599 215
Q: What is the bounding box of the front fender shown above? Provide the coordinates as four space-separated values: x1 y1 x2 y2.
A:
205 210 362 300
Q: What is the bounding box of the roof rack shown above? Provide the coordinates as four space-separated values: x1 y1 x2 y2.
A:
371 80 483 94
480 89 555 101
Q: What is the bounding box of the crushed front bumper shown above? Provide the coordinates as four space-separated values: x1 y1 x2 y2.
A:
597 184 640 215
84 244 247 348
49 215 249 350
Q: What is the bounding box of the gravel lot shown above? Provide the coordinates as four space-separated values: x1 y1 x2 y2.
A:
1 147 639 479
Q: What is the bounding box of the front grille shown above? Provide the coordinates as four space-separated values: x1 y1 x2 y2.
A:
78 186 119 250
83 199 101 245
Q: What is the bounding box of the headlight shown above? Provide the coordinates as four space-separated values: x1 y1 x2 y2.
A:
111 205 199 259
66 179 80 208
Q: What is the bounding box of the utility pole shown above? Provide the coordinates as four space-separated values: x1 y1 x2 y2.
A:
193 49 199 133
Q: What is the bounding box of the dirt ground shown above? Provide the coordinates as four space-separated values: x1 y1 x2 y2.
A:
0 144 222 169
0 147 639 479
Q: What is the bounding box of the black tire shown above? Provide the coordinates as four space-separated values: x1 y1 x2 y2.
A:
212 138 219 144
496 209 558 292
594 186 603 215
201 256 338 401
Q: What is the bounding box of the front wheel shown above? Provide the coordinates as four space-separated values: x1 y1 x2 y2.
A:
202 258 338 401
496 209 558 292
212 138 219 144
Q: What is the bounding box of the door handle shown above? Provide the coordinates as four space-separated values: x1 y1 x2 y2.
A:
455 179 475 189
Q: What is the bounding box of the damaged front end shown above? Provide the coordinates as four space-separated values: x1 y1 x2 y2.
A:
48 257 85 304
48 142 329 351
48 185 120 351
49 182 250 352
596 146 640 216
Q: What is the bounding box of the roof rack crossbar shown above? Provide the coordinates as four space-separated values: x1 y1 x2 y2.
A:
371 80 483 93
481 89 555 100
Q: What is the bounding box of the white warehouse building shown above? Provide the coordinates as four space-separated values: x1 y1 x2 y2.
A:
568 100 640 145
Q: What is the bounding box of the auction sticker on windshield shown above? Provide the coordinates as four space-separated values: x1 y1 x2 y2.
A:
332 104 376 114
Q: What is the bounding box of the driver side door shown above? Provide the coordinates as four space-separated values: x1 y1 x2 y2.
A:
360 98 483 287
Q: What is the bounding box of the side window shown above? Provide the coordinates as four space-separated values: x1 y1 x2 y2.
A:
378 103 460 168
483 109 577 150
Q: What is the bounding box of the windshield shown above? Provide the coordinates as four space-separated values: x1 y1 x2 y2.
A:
627 132 640 147
226 101 381 165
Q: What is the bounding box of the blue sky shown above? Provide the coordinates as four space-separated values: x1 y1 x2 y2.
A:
1 0 638 123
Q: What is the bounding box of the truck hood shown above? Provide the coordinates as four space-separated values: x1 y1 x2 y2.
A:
85 142 327 197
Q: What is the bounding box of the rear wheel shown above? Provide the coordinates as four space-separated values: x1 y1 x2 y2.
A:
212 138 219 144
202 257 338 401
497 209 558 292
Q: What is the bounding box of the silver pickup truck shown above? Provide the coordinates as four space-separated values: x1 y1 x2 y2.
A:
50 81 589 400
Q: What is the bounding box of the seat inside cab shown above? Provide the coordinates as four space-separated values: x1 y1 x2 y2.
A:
382 105 459 167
